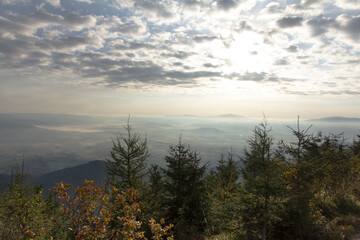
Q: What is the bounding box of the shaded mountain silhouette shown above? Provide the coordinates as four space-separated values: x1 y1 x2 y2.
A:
193 127 223 134
33 160 107 191
215 114 244 118
309 116 360 122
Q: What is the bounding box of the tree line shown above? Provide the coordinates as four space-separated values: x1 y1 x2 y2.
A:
1 118 360 239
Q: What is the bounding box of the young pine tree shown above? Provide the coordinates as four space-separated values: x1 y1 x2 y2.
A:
162 137 207 240
240 120 286 240
277 119 323 239
144 164 166 221
106 117 149 191
206 150 242 238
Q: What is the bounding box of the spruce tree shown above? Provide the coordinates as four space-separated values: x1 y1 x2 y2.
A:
142 164 166 228
240 120 286 240
278 118 320 239
106 117 149 190
207 150 241 238
163 137 207 239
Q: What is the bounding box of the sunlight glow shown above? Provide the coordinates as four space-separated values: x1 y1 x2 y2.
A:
215 32 272 73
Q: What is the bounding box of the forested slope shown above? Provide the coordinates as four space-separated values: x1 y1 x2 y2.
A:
1 119 360 240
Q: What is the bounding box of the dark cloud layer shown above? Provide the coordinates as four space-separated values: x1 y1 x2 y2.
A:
340 15 360 41
277 16 304 28
217 0 239 10
306 16 337 36
227 72 298 83
274 59 288 65
286 45 298 53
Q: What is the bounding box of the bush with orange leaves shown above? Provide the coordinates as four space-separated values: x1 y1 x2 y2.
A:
53 180 173 239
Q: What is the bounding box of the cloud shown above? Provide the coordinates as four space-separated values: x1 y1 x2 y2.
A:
262 2 284 14
193 35 219 43
98 16 147 38
132 0 178 22
63 14 96 29
74 0 93 3
335 0 360 10
274 59 288 65
277 16 304 28
110 41 160 50
182 0 207 8
306 15 337 37
1 0 29 4
48 51 220 87
216 0 239 10
0 0 360 103
35 34 102 51
161 51 193 59
227 72 285 83
44 0 61 7
103 65 220 87
28 10 63 24
301 0 323 7
15 51 51 68
0 34 32 56
203 63 220 68
284 89 360 96
238 20 253 32
286 45 298 52
0 16 27 33
52 52 77 69
336 14 360 41
2 10 97 36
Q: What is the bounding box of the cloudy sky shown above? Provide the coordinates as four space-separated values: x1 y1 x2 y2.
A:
0 0 359 119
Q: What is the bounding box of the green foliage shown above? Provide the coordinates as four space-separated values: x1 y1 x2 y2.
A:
273 119 360 239
143 164 166 222
240 120 287 240
106 117 149 190
206 151 242 238
163 137 207 239
0 165 67 239
351 135 360 156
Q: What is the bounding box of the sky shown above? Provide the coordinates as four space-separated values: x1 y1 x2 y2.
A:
0 0 359 119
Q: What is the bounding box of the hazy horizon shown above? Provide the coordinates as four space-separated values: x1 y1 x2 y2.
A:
1 112 359 176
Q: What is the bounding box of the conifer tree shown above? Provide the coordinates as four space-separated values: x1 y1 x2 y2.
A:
277 118 321 239
240 120 286 240
163 137 207 239
142 164 167 232
351 135 360 156
207 150 241 238
106 117 149 190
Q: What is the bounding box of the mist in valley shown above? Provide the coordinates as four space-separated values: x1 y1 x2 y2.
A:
0 113 359 176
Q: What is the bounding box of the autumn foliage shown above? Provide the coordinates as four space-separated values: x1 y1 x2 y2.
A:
53 180 173 240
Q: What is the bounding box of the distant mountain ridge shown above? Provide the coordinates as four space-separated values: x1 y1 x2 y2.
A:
214 114 244 118
0 160 107 192
34 160 107 191
165 114 244 118
309 116 360 122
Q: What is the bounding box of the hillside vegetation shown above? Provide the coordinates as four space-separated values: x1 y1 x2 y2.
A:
1 119 360 240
